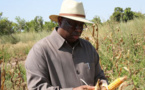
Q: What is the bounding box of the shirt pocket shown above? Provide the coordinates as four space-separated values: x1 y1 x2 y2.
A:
76 62 95 85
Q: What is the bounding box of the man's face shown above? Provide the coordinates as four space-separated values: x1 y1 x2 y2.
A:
60 18 85 44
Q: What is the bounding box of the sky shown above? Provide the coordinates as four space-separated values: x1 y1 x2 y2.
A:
0 0 145 23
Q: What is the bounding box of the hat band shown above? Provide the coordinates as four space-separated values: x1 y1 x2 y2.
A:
59 13 85 18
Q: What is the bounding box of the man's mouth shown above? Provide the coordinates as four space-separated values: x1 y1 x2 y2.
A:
72 35 80 39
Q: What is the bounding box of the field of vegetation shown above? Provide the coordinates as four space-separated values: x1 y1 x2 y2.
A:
0 18 145 90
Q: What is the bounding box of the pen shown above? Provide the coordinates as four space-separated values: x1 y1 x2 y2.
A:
80 78 88 85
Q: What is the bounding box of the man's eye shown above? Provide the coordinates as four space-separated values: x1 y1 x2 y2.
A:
69 22 75 25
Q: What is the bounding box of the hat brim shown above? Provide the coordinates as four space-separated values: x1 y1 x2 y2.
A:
49 15 93 24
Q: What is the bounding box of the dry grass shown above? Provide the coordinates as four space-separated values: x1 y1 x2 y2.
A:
1 18 145 90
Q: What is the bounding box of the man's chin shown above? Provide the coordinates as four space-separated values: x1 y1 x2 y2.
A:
67 38 79 44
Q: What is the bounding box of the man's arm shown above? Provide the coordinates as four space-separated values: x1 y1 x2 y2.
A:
94 50 108 89
94 50 108 82
25 43 57 90
25 44 74 90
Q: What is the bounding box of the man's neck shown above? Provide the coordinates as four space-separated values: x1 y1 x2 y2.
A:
66 40 79 48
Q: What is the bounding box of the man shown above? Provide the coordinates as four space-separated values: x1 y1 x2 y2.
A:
25 0 108 90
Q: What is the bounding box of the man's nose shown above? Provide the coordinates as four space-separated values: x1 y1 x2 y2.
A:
75 28 83 32
73 29 82 36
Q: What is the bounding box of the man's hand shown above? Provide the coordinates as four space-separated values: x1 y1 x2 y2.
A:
95 86 107 90
100 86 107 90
73 85 95 90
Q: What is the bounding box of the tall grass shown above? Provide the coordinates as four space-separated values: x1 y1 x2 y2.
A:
99 19 144 89
0 31 51 44
82 18 145 89
1 18 145 90
0 31 51 90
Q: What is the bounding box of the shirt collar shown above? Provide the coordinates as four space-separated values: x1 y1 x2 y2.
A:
49 27 82 49
49 27 65 49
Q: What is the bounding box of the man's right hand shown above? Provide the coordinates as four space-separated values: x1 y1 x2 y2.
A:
73 85 95 90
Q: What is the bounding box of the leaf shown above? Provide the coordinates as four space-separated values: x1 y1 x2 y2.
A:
123 67 130 72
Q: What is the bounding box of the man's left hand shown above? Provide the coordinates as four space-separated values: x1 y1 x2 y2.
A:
100 86 107 90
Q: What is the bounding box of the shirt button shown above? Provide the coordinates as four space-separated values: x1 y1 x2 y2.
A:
76 70 80 74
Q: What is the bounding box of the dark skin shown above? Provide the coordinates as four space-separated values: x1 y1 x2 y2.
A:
57 17 83 47
57 17 107 90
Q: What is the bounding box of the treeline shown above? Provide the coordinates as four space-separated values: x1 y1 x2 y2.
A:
91 7 145 24
0 7 145 35
110 7 145 22
0 14 58 35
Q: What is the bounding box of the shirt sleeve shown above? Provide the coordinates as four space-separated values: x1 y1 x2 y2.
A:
93 49 108 84
25 43 73 90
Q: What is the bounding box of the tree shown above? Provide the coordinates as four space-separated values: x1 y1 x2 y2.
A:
15 16 26 32
0 12 15 35
110 7 145 22
0 12 2 20
92 16 102 24
133 12 145 19
110 7 123 22
123 8 134 22
44 21 58 31
0 18 13 35
33 16 43 32
24 22 31 32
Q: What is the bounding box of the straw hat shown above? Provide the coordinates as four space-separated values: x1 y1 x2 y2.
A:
49 0 93 23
